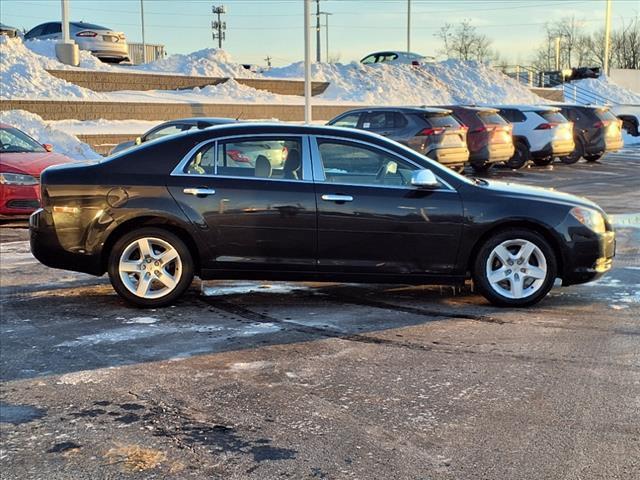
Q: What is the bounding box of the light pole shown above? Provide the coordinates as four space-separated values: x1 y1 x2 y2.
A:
406 0 411 53
603 0 612 75
315 0 321 62
319 11 332 62
555 36 561 70
140 0 147 63
304 0 312 123
56 0 79 65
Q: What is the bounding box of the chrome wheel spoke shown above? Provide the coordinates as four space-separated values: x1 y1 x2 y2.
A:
511 276 524 298
137 238 154 258
525 265 546 280
494 245 512 265
136 274 153 297
518 242 535 262
119 260 140 273
157 271 177 290
159 247 178 266
488 267 508 284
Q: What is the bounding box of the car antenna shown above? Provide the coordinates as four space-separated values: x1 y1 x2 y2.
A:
236 111 244 120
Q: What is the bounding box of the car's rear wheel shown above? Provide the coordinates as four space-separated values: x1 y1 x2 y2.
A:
506 142 529 169
561 139 583 164
584 153 602 162
108 228 194 308
532 157 553 166
471 162 491 173
473 229 557 307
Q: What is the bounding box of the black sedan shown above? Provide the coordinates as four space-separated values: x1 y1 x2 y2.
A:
30 123 615 308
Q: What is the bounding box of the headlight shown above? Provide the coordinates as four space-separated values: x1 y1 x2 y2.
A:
570 207 606 234
0 173 38 186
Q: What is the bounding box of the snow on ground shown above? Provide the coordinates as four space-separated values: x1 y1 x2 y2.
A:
0 110 101 160
129 47 260 78
0 37 106 100
49 119 159 135
572 76 640 105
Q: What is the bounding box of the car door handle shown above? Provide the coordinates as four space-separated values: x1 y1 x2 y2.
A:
183 188 216 196
321 194 353 202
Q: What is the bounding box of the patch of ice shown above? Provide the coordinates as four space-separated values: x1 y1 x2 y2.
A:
202 281 308 296
238 322 281 336
55 325 179 347
56 369 112 385
124 317 159 324
229 360 274 371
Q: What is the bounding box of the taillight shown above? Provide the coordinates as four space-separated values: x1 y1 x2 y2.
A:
76 30 98 37
417 127 446 136
227 149 251 163
534 123 559 130
593 120 610 128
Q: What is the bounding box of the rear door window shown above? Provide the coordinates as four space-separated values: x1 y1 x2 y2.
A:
44 23 62 35
499 109 526 123
25 24 45 38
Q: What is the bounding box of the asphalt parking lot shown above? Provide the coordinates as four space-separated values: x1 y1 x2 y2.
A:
1 152 639 480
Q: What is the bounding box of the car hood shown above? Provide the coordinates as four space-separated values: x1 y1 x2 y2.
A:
477 179 602 211
0 152 75 177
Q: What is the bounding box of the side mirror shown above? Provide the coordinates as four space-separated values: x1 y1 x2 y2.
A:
410 169 440 189
134 137 142 145
42 143 53 152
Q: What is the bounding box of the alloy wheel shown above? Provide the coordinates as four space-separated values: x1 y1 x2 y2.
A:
485 239 547 299
118 237 183 299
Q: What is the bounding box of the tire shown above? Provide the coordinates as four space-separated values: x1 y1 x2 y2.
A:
107 227 194 308
560 139 583 164
506 142 529 169
532 157 553 167
471 162 492 173
473 228 558 308
584 154 602 162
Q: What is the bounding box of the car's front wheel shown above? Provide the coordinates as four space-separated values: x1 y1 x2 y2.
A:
108 228 194 308
532 157 553 166
584 153 602 162
473 229 557 307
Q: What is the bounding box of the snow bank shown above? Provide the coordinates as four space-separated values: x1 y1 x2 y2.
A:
265 59 544 105
24 38 113 71
131 48 260 78
0 36 105 100
0 110 101 160
573 76 640 105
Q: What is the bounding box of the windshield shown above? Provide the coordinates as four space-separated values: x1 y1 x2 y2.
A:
479 111 508 125
538 111 568 123
423 113 461 128
0 127 46 153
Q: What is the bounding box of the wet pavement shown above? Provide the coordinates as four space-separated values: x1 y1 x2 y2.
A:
1 153 639 479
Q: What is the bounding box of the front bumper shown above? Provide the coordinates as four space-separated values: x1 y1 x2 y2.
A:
0 184 40 217
562 229 615 286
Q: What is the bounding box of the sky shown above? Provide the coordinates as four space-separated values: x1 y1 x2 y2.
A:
1 0 638 65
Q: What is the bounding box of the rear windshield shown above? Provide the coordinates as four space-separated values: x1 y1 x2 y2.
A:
478 111 508 126
594 109 618 121
71 22 110 30
422 113 461 128
537 111 568 123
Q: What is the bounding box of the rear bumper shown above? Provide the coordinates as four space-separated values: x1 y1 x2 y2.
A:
469 143 515 165
532 139 574 159
562 229 615 286
427 146 470 166
29 208 104 276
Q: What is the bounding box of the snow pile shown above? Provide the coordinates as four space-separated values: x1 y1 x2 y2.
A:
572 76 640 105
422 60 545 104
0 110 101 160
265 59 544 105
0 36 105 99
24 38 113 71
266 61 453 104
131 48 260 78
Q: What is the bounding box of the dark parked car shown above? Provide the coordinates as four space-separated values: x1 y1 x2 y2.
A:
30 123 615 308
110 117 236 155
440 106 514 172
327 107 469 170
550 104 624 164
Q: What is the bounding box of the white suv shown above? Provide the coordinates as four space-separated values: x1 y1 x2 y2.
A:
490 105 574 168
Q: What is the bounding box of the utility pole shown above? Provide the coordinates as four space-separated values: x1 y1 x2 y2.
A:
315 0 321 62
406 0 411 53
140 0 147 63
319 11 332 62
211 4 227 49
304 0 312 123
56 0 79 65
555 36 561 70
264 55 272 68
603 0 612 75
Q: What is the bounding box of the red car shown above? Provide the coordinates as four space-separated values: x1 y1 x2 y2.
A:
0 124 74 219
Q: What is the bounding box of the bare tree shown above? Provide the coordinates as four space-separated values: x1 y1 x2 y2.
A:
437 20 496 63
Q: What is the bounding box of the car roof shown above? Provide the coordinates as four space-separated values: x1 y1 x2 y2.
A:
550 103 610 111
483 104 561 112
338 106 452 115
441 105 499 113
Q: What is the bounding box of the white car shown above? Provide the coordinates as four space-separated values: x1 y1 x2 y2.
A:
360 51 434 66
24 21 129 63
489 105 575 168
